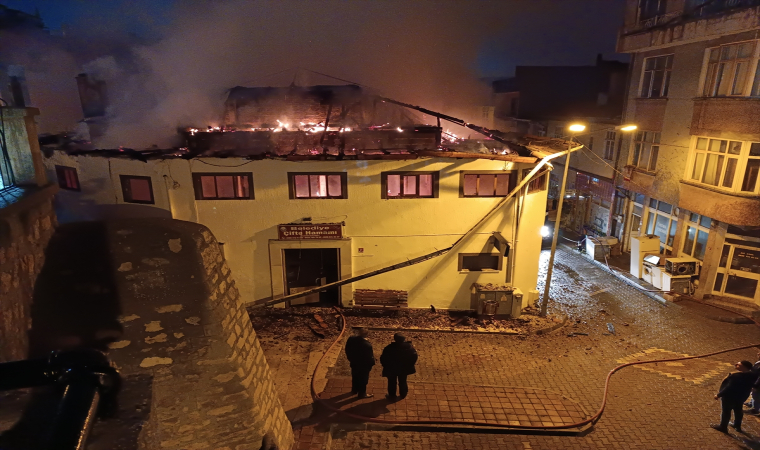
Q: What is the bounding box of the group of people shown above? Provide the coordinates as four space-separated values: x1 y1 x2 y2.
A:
712 350 760 433
344 327 418 400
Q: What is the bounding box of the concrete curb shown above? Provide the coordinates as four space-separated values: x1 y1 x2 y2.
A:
560 243 669 306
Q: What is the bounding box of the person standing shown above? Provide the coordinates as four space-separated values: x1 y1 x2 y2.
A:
744 349 760 414
712 360 756 433
345 327 375 398
380 333 418 401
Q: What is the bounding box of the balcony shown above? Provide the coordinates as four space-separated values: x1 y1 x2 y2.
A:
691 97 760 139
618 4 760 53
679 181 760 226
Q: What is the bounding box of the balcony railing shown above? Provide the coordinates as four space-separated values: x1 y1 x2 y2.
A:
628 0 760 34
691 0 760 17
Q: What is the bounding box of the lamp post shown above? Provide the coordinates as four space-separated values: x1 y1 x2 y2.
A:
539 123 637 317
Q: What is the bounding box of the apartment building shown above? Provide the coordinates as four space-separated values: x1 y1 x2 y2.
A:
618 0 760 304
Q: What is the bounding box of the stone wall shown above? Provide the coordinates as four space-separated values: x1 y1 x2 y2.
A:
101 219 293 450
0 187 57 362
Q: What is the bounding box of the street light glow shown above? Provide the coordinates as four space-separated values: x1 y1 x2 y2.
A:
568 124 586 132
618 124 638 131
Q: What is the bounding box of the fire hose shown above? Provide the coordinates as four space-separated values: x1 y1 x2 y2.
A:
310 303 760 430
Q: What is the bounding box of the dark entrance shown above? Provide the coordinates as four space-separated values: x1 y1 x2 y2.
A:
283 248 340 305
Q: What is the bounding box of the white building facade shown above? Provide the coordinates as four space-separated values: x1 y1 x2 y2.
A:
44 151 550 310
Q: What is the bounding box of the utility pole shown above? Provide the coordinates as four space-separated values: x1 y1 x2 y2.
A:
540 145 573 317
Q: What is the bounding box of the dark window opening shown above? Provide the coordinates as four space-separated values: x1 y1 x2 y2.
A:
458 253 502 271
120 175 154 204
55 165 80 191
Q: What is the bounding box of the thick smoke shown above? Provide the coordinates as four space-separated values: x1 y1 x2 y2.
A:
1 0 625 149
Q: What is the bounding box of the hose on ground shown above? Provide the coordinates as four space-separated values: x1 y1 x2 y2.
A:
309 303 760 429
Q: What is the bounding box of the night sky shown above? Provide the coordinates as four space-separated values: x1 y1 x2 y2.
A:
1 0 628 146
3 0 626 77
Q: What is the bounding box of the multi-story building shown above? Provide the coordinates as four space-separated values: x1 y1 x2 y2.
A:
492 57 630 238
618 0 760 305
43 85 569 311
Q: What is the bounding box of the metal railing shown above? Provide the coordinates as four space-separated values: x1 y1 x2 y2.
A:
0 349 121 450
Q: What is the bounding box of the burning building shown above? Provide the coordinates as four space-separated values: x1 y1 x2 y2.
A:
42 83 576 312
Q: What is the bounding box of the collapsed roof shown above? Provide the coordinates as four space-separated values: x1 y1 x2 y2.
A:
43 84 576 163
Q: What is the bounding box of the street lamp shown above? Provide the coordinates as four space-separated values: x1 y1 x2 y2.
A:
568 123 586 132
617 124 638 132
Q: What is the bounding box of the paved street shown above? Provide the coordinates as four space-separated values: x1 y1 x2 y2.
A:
322 246 760 450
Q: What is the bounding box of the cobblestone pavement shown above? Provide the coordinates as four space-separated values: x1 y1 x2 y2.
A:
320 377 588 427
326 247 760 450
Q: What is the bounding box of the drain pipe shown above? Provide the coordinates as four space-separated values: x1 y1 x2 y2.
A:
540 146 575 317
252 144 584 308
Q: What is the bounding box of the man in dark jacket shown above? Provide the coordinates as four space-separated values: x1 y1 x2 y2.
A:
712 360 757 433
380 333 418 401
744 349 760 414
345 327 375 398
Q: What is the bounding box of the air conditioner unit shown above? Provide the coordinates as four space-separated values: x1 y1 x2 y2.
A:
662 273 691 294
665 257 700 276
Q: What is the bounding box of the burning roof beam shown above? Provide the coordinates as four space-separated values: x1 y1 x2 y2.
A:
374 96 530 157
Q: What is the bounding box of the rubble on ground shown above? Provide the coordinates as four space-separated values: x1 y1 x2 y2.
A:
248 305 562 340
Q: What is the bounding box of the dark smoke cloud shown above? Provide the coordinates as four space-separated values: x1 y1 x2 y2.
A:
1 0 624 149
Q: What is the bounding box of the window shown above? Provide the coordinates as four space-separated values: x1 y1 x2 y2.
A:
645 199 678 252
458 253 502 272
553 124 565 138
120 175 154 204
681 213 711 261
703 41 758 97
55 165 80 191
522 169 547 194
687 138 760 194
587 136 594 151
382 172 438 199
604 131 616 160
631 131 660 171
461 172 514 197
742 142 760 193
631 201 644 235
289 173 347 199
639 0 667 21
640 55 673 98
192 173 253 200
